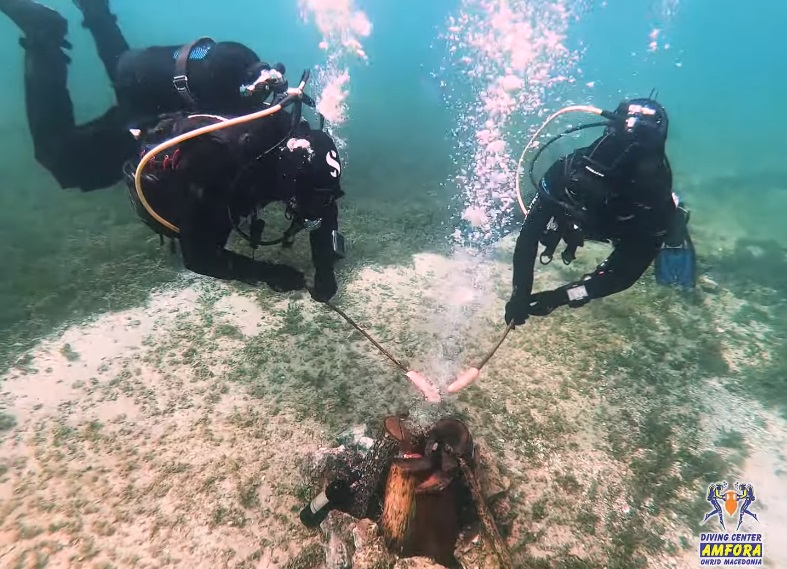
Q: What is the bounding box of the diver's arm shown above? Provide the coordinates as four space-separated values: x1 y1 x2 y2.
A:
168 135 303 289
505 157 570 325
308 198 340 302
290 127 344 302
511 158 568 298
309 198 339 273
178 186 305 290
179 218 305 289
511 195 552 299
578 237 662 298
528 236 662 315
181 240 263 282
276 143 340 301
505 194 555 325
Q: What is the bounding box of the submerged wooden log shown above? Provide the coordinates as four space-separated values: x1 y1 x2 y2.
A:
381 461 417 553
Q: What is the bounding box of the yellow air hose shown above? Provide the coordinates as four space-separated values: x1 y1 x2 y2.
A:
133 78 309 235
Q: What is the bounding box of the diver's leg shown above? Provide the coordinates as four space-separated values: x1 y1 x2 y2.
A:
702 501 719 523
716 503 725 529
73 0 129 82
25 53 135 192
63 108 139 191
22 44 85 188
3 0 135 190
0 0 70 49
742 503 758 521
1 1 78 182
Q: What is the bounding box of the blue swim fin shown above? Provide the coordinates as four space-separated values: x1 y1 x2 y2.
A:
655 240 696 288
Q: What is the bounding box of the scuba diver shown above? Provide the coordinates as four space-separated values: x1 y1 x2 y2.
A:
654 193 696 288
0 0 345 302
505 97 676 326
702 482 728 530
734 482 759 531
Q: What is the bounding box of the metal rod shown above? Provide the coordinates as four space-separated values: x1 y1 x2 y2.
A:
475 322 514 371
326 302 409 374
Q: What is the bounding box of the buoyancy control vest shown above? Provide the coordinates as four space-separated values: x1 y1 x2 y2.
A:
124 110 289 239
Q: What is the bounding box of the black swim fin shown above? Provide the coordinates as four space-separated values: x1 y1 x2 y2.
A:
0 0 70 49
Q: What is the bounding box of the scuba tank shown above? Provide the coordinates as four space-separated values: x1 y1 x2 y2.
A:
113 38 283 119
124 66 322 243
663 194 690 248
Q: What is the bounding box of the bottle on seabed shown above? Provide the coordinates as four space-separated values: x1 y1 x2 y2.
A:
299 478 354 528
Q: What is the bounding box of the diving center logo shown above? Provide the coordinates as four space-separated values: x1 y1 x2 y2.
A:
699 481 763 566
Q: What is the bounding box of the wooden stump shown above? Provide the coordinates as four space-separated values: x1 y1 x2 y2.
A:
381 462 417 553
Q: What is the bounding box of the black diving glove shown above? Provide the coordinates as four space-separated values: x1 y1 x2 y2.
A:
311 269 338 303
504 291 530 326
527 290 563 316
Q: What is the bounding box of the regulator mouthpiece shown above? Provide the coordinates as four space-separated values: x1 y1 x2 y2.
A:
240 68 285 97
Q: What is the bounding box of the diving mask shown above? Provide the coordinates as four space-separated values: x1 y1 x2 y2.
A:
607 98 668 150
240 63 287 98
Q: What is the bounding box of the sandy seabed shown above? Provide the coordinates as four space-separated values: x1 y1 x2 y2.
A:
0 250 785 569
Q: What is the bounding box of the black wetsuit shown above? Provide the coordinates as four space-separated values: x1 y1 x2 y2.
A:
506 141 675 324
19 3 136 191
5 0 342 298
131 112 342 295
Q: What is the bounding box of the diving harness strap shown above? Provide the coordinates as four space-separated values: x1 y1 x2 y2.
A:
172 37 215 108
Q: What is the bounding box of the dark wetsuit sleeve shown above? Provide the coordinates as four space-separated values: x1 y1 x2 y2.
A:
176 139 287 284
529 232 663 313
277 136 342 277
512 158 566 298
178 186 242 280
512 195 552 298
310 199 339 274
571 237 663 300
179 191 297 284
